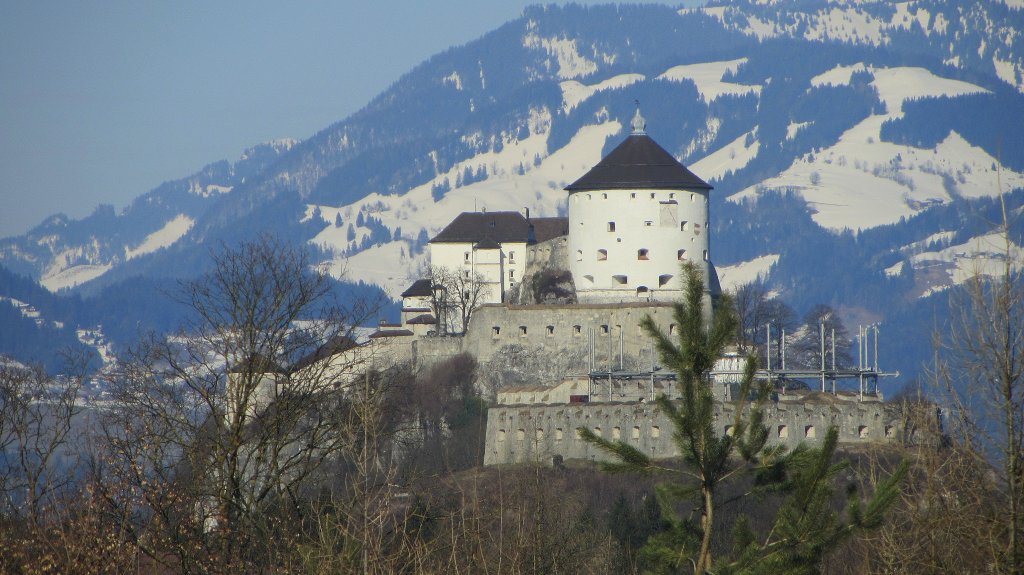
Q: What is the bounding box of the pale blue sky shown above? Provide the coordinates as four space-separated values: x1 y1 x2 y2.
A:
0 1 686 239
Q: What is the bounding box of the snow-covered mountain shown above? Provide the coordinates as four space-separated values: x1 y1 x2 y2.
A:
1 0 1022 381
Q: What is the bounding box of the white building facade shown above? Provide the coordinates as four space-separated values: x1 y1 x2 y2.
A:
566 109 717 303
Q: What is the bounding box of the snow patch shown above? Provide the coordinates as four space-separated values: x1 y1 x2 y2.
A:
443 71 463 91
729 68 1010 231
560 73 645 113
657 59 761 102
993 56 1023 91
125 214 194 260
690 130 759 181
911 231 1024 298
810 63 868 87
41 264 112 292
716 254 780 292
786 121 811 141
884 261 905 277
523 33 598 79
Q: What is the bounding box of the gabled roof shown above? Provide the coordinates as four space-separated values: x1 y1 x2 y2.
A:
430 211 570 246
429 211 531 244
401 278 433 298
564 134 712 192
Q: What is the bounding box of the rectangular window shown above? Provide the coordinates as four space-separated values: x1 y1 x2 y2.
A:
508 251 515 263
607 221 616 232
464 252 470 262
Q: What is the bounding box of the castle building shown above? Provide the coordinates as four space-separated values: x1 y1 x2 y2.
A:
427 210 567 304
566 108 718 303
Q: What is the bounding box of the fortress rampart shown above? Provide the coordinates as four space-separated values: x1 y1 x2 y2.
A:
484 393 904 466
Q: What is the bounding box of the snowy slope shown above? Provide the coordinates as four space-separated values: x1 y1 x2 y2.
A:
729 66 1022 231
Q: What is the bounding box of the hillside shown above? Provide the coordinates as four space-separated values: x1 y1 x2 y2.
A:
1 0 1022 384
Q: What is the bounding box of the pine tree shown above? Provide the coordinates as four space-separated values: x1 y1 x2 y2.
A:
580 262 906 574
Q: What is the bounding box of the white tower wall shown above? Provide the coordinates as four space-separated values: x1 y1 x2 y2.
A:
568 187 710 302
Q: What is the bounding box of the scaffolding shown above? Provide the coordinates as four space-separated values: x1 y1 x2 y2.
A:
584 323 899 402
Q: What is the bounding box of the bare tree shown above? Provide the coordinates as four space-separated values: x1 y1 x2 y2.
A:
792 304 853 370
935 195 1023 573
430 265 491 334
0 356 85 526
98 234 380 572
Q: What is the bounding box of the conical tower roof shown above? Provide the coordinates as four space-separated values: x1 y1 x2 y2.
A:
565 110 711 192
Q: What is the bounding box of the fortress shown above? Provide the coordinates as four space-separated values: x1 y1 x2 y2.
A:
362 108 905 466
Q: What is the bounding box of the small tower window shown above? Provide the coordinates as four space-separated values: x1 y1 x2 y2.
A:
659 274 673 287
805 425 816 439
612 274 628 285
669 324 677 335
644 220 653 227
778 425 789 438
464 252 471 262
607 221 616 232
632 426 641 439
630 192 636 199
576 249 583 262
636 286 650 297
519 326 528 337
703 249 709 261
593 426 602 436
509 270 515 280
612 427 621 439
573 325 582 336
508 251 515 263
637 248 649 260
492 326 501 337
597 249 607 261
681 221 688 231
650 193 656 199
601 193 608 200
600 325 609 336
677 249 687 261
546 325 555 337
651 426 661 438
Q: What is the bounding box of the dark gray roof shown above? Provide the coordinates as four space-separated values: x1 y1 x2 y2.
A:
401 278 433 298
565 134 711 192
368 329 414 339
430 211 568 245
430 211 530 244
475 237 502 250
531 217 569 243
406 313 437 325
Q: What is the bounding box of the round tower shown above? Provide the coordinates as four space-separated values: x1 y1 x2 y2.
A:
565 107 717 304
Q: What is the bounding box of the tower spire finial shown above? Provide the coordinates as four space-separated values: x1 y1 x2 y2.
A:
631 100 646 135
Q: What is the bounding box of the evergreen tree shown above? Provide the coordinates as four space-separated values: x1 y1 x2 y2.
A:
335 213 343 227
580 262 906 574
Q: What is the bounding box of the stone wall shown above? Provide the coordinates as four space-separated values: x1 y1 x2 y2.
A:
463 302 676 367
483 394 903 466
